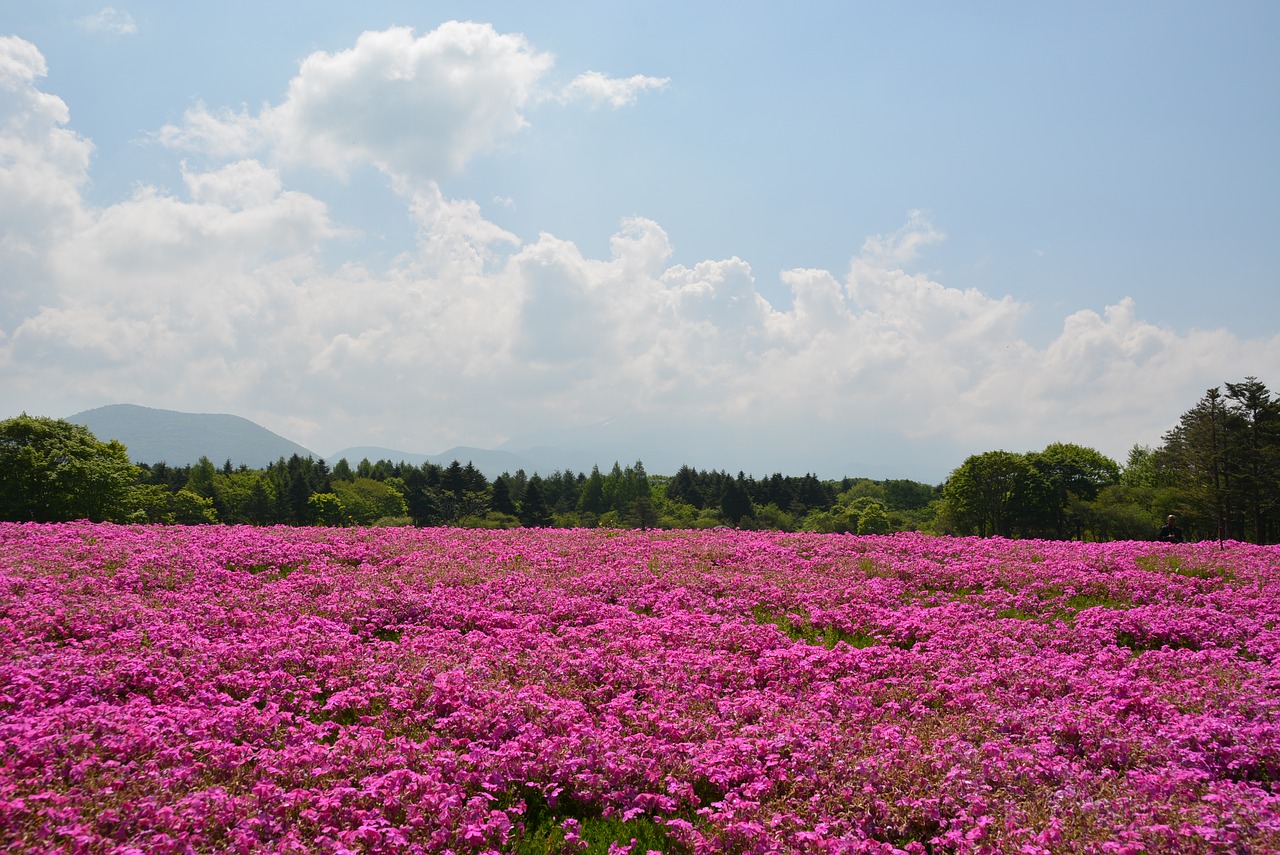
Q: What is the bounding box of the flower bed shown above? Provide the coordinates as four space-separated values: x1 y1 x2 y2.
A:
1 523 1278 853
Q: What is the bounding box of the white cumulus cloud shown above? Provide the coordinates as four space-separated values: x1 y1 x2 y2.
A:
157 22 556 182
0 36 94 329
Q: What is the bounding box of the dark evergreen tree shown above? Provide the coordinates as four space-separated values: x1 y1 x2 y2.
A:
578 465 606 516
442 460 466 499
1162 387 1234 542
602 462 627 514
456 462 491 519
543 469 582 514
509 469 528 505
491 475 518 516
462 462 489 494
1224 378 1280 543
245 476 274 525
623 461 654 527
764 473 788 509
186 456 218 499
796 474 833 514
519 476 553 527
720 475 752 526
281 454 324 525
882 479 939 510
369 459 395 480
665 465 703 508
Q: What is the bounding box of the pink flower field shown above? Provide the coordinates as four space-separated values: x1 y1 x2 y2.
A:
1 523 1278 854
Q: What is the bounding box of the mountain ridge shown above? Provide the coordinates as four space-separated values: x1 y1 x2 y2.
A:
65 404 319 469
59 404 578 479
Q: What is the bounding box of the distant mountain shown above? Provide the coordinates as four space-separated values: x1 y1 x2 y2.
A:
58 404 594 478
328 446 437 467
66 404 318 468
329 445 545 480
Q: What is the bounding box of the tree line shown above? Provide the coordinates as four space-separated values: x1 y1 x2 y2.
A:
938 377 1280 544
0 417 938 533
2 377 1276 542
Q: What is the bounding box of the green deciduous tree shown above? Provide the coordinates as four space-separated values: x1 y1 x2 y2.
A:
853 498 891 535
307 492 347 526
943 450 1044 537
171 488 219 524
1027 442 1121 539
332 477 409 525
0 414 141 522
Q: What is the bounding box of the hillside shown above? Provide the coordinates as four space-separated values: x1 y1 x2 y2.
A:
65 404 318 468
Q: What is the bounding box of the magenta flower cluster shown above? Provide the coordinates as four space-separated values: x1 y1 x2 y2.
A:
2 523 1278 853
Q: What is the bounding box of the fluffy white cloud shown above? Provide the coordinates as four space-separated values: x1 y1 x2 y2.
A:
157 23 555 181
156 23 670 185
0 36 93 329
0 37 92 230
6 34 1280 477
9 163 337 388
562 71 670 108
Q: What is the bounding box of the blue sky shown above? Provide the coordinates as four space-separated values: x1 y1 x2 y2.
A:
2 2 1278 480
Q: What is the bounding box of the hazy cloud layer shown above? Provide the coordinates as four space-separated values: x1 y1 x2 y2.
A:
3 30 1278 479
76 7 137 37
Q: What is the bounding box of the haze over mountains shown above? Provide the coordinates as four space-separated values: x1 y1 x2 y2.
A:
58 404 927 480
63 404 581 479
